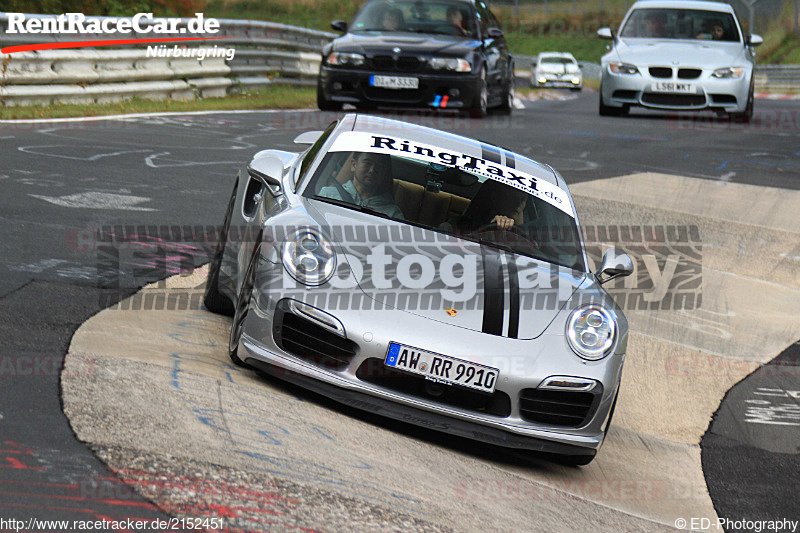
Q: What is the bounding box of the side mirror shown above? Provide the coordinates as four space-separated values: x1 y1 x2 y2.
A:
531 60 537 67
294 131 323 145
747 33 763 47
487 27 504 39
595 251 633 284
247 156 285 197
331 20 348 33
597 27 614 40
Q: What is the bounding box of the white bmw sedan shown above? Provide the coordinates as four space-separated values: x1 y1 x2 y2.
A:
597 0 761 121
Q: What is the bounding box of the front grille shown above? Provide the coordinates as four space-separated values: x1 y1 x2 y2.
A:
273 302 358 371
369 55 422 72
710 94 737 104
649 67 672 78
678 68 702 79
519 388 600 427
642 93 706 107
371 55 394 70
356 358 512 417
397 56 421 70
612 89 638 100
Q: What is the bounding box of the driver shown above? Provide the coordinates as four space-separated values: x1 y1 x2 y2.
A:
446 6 469 36
441 179 527 233
318 152 404 219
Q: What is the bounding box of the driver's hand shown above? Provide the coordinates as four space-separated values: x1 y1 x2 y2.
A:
491 215 515 230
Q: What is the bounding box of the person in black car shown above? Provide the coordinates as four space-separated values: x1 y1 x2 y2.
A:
446 6 469 36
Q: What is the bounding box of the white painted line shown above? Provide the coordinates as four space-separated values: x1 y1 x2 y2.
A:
0 108 317 124
29 192 156 211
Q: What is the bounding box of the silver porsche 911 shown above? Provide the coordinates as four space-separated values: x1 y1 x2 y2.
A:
203 114 633 465
597 0 762 121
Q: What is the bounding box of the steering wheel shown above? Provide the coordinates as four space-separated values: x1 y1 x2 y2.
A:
468 222 539 250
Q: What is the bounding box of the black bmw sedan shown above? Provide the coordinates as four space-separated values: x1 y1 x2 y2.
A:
317 0 514 116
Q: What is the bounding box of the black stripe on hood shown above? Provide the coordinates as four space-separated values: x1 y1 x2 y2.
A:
481 245 504 336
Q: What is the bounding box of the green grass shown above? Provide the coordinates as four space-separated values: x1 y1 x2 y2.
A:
0 85 316 120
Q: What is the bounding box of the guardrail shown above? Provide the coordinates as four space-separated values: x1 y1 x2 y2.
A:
2 12 798 107
753 64 800 92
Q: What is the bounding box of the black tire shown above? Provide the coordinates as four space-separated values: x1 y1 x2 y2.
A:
228 234 262 367
496 64 515 115
317 80 343 111
472 66 489 117
599 98 628 117
203 180 237 316
729 82 754 123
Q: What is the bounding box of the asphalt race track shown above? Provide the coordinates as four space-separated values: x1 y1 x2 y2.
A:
1 93 799 531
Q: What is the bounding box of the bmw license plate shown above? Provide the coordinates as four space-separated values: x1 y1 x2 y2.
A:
652 81 696 93
370 75 419 90
385 342 498 393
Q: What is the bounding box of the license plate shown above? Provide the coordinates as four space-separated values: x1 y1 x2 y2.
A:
384 342 499 393
370 75 419 90
652 81 696 93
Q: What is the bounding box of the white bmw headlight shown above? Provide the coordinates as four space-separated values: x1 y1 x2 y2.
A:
566 305 617 360
429 57 471 72
608 62 639 75
712 67 744 79
282 228 336 286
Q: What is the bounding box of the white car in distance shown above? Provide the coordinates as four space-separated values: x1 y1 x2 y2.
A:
531 52 583 91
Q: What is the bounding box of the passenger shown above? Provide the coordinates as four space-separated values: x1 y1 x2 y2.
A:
318 152 404 219
442 179 527 233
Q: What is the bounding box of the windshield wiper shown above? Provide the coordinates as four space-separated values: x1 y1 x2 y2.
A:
312 196 395 221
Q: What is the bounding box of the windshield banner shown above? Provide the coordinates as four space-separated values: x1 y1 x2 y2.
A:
328 131 574 217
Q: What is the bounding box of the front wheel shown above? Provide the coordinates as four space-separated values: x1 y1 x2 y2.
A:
729 84 754 123
497 65 515 115
203 180 237 316
228 235 262 368
317 80 343 111
599 86 628 117
472 67 489 117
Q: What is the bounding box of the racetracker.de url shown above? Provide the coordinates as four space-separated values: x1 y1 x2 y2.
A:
0 517 222 531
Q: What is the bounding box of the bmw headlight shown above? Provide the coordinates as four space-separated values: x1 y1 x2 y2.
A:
429 57 471 72
326 52 365 67
712 67 744 79
282 228 336 286
566 305 617 360
608 62 639 75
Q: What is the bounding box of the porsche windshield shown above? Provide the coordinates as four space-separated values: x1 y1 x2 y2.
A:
620 8 740 42
351 0 478 37
304 147 585 271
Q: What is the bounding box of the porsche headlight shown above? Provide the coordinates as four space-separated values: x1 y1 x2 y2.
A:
282 228 336 286
429 57 471 72
326 52 365 67
712 67 744 79
608 62 639 75
566 305 617 360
